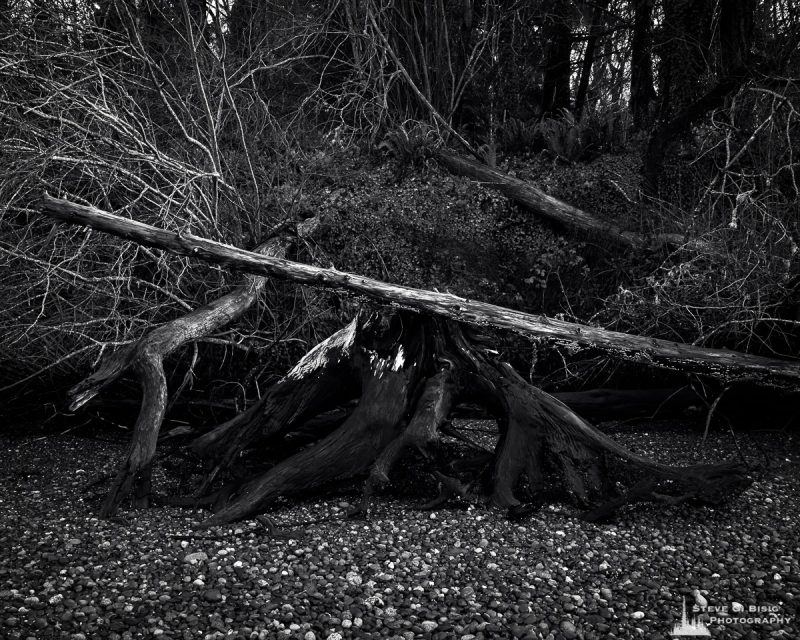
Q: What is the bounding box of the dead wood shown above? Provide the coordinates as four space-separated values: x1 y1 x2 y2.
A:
39 194 800 385
58 216 305 517
434 149 690 249
34 196 767 523
192 311 753 526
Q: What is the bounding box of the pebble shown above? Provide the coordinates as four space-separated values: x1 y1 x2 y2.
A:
561 620 578 639
184 551 208 565
203 589 222 603
346 571 362 586
1 429 799 640
421 620 438 632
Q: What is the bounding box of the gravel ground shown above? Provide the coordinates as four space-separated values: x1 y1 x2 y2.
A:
1 421 798 640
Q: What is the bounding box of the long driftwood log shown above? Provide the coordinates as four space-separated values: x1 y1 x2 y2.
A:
434 149 689 249
39 194 800 385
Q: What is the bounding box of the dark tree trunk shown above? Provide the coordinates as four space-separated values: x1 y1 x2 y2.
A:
629 0 656 129
94 0 130 35
138 0 172 54
452 0 475 118
0 0 11 31
642 0 760 194
655 0 714 121
573 0 608 119
647 0 714 190
718 0 756 75
228 0 269 58
540 0 573 116
643 70 748 195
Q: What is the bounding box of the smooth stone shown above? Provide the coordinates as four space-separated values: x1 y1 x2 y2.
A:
203 589 222 603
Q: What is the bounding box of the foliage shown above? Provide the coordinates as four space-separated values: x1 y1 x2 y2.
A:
1 0 800 420
532 108 631 162
603 211 799 355
300 152 607 357
498 118 540 154
601 82 800 356
377 121 440 179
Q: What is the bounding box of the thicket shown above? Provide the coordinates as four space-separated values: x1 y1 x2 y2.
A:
0 0 798 421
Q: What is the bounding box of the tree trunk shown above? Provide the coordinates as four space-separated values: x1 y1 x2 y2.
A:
540 0 573 116
643 0 719 195
629 0 656 129
226 0 269 59
718 0 756 76
573 0 608 119
656 0 714 120
643 70 748 195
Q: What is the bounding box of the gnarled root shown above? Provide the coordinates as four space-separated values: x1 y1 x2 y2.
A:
177 310 753 527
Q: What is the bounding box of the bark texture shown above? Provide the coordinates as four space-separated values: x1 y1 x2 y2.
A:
574 0 609 119
191 311 753 526
36 197 760 523
39 194 800 385
62 216 302 517
629 0 656 129
434 150 689 249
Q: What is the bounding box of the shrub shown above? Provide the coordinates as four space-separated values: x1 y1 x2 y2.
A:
377 121 440 179
534 107 631 162
601 84 800 356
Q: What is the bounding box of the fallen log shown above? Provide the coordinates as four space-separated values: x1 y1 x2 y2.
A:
40 194 800 385
434 149 688 249
552 386 704 421
87 385 703 424
450 386 703 421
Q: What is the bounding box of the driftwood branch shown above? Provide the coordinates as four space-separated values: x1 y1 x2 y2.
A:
39 194 800 385
62 214 301 517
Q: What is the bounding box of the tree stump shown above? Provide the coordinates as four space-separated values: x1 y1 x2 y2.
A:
191 310 754 526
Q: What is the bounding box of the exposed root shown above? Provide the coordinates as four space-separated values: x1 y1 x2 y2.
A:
100 355 166 517
367 367 455 492
174 310 754 527
69 234 295 517
202 314 424 526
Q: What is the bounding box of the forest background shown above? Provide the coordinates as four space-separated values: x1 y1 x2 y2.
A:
1 0 798 427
